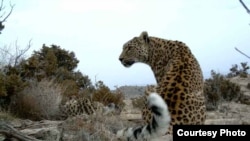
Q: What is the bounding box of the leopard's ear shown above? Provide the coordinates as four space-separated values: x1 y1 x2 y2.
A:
139 31 149 43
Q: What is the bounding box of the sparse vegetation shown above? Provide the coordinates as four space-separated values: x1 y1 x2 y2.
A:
227 62 249 78
204 70 242 111
131 96 146 110
60 114 130 141
92 81 125 108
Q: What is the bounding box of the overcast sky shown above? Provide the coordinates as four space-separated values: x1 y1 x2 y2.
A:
0 0 250 89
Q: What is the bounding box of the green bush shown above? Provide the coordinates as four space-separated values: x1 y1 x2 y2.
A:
0 44 94 112
204 70 242 111
92 81 125 109
0 72 27 111
227 62 249 78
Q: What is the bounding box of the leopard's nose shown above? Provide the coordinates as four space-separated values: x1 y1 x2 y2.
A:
119 58 123 62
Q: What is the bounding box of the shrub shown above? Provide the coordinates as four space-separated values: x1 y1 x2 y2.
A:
227 62 249 78
61 79 79 97
0 72 7 97
92 81 125 108
10 79 63 120
0 68 27 98
131 96 146 110
204 70 242 111
0 72 27 111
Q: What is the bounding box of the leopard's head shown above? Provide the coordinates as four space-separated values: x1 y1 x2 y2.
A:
119 31 150 67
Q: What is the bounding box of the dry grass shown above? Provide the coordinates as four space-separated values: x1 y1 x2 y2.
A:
131 96 146 110
60 113 136 141
10 79 63 120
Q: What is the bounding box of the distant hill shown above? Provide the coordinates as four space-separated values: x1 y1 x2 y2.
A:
115 85 147 99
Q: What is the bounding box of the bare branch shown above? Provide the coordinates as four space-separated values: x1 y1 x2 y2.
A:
0 40 32 67
239 0 250 14
14 39 32 66
1 1 15 23
0 11 6 19
0 0 15 33
0 0 4 11
0 45 12 56
235 47 250 59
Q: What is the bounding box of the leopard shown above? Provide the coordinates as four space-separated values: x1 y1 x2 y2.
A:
60 97 121 118
117 31 206 140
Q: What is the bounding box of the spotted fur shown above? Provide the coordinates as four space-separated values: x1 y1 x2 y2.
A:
60 97 121 117
118 31 206 139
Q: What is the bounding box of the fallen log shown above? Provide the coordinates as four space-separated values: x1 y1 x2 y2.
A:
0 121 41 141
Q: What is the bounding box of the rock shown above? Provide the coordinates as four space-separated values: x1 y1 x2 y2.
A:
0 121 41 141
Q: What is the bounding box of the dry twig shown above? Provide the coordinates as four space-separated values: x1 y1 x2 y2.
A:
235 47 250 59
239 0 250 14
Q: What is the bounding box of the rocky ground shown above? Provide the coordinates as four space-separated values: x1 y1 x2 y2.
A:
0 76 249 141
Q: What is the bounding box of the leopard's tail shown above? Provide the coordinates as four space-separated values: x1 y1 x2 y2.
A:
116 92 171 140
